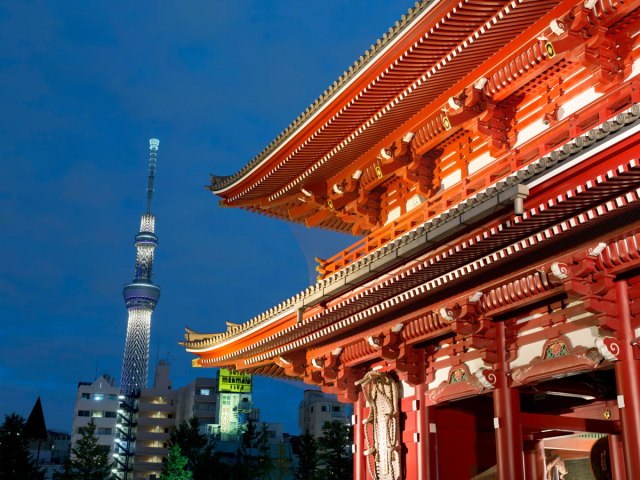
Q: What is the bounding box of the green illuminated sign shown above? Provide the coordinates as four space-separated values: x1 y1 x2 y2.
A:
219 368 252 393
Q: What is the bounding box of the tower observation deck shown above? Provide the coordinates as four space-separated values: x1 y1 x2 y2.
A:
120 138 161 396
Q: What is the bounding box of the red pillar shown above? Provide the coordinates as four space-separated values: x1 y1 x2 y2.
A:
354 392 366 480
614 280 640 478
425 405 438 480
523 440 545 480
609 434 627 480
493 320 525 480
416 383 438 480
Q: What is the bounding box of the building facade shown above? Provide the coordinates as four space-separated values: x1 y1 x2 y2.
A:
174 376 218 428
70 375 119 453
133 360 176 480
29 430 71 480
71 374 120 450
298 390 350 438
182 1 640 479
175 369 255 442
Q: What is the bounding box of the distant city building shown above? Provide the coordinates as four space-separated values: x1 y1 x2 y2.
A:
70 365 299 478
215 368 254 440
70 375 119 453
298 390 350 438
29 430 71 480
175 369 256 442
25 397 71 480
174 376 218 428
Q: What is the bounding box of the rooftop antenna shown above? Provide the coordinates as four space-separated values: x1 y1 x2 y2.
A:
147 139 160 214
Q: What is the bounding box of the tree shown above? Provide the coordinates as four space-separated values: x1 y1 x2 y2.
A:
53 458 74 480
317 421 352 480
293 432 319 480
169 417 229 480
272 441 292 480
170 418 206 470
0 413 42 479
256 422 273 479
231 419 256 480
68 420 112 480
231 420 273 480
162 444 193 480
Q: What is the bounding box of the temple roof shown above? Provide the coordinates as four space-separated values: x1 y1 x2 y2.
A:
209 0 564 233
187 0 640 378
209 0 439 194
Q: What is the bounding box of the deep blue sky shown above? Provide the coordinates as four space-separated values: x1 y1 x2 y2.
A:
0 1 409 434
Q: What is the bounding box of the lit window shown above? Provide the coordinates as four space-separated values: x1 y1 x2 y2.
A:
94 394 105 401
199 389 211 396
92 411 104 418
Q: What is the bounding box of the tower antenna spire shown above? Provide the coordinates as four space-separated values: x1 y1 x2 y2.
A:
147 138 159 214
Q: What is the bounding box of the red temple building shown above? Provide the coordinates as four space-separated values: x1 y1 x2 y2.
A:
181 1 640 478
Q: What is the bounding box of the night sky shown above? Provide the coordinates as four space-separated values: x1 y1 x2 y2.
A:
0 1 409 434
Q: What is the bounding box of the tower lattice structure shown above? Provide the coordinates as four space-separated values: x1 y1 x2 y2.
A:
120 138 161 397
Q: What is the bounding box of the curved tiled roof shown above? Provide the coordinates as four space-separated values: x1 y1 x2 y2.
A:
208 0 438 193
184 103 640 354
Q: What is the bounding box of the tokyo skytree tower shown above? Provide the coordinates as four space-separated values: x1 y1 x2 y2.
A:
120 138 161 396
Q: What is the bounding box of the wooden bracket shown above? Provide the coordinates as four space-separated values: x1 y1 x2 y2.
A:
548 246 619 331
475 93 524 157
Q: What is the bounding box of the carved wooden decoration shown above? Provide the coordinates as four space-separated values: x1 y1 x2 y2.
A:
511 335 605 386
356 371 401 480
426 362 496 405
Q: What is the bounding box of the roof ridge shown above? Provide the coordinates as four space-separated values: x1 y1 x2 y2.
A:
209 1 435 193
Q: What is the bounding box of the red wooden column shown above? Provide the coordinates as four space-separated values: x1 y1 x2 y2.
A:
493 320 525 480
609 434 627 480
614 280 640 477
353 392 366 480
416 383 438 480
523 439 545 480
425 404 438 480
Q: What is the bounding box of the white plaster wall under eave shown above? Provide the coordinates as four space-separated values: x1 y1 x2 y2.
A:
468 151 493 175
624 55 640 81
514 119 547 149
405 193 426 212
401 380 415 398
385 206 402 225
465 357 486 374
441 169 461 190
428 365 451 390
557 87 603 122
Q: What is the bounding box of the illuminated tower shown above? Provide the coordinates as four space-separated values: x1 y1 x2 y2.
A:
120 138 161 396
114 139 160 480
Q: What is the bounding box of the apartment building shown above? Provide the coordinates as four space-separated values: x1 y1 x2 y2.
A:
70 374 119 452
